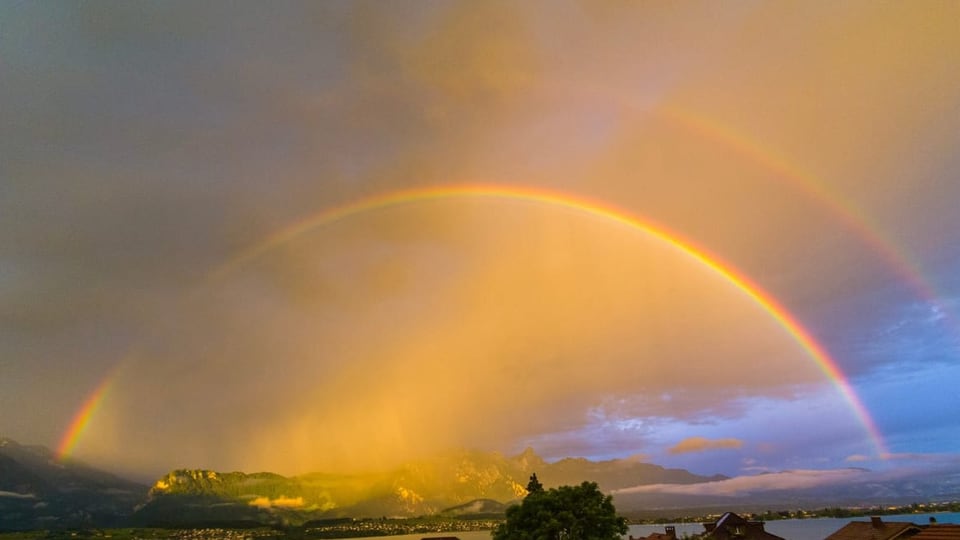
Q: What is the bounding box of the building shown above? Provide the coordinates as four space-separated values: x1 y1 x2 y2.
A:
701 512 784 540
907 524 960 540
825 516 922 540
630 525 678 540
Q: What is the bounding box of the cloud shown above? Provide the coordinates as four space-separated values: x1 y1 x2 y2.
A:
669 437 743 455
0 491 36 499
248 496 305 509
881 452 960 463
614 469 868 497
617 453 960 497
3 1 960 480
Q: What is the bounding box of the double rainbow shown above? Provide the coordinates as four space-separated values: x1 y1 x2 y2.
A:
538 79 953 334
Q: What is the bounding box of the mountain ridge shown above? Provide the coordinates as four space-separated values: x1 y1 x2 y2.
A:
0 437 729 528
0 437 149 530
7 436 956 530
138 447 726 524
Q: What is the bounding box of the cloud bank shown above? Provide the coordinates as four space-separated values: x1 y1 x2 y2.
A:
669 437 744 455
615 469 870 497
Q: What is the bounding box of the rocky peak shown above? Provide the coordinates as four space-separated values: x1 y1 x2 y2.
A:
151 469 225 494
513 447 546 470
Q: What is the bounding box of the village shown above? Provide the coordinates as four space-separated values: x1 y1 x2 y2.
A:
634 512 960 540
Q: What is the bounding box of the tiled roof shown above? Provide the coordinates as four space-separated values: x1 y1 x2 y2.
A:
912 525 960 540
631 526 677 540
826 520 921 540
715 512 750 528
702 512 784 540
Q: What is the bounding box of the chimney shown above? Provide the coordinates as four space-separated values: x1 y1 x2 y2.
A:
871 517 883 529
665 526 677 540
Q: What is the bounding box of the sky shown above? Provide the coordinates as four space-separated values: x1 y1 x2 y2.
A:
2 2 960 485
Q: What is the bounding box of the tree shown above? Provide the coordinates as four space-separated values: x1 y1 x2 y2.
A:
493 481 628 540
526 473 544 495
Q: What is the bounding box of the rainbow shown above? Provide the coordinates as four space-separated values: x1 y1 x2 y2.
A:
661 104 949 318
60 183 892 459
57 368 117 460
535 79 953 336
209 183 889 456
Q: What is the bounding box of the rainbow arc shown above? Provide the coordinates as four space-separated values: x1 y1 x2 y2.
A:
57 183 890 461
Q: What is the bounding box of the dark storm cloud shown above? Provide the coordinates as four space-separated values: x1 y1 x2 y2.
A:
2 1 960 477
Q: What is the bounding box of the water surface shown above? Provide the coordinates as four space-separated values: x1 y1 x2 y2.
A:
337 513 960 540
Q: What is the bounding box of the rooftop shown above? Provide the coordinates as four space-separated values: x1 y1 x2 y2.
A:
826 517 922 540
911 524 960 540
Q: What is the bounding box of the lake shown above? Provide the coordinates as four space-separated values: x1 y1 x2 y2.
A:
347 512 960 540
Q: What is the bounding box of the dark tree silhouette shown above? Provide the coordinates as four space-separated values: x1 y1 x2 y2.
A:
526 473 544 495
493 481 628 540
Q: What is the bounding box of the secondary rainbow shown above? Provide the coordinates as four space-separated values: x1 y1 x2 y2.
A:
210 183 889 457
661 105 945 308
544 78 954 337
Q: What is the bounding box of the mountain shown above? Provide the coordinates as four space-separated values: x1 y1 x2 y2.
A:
0 437 149 530
14 437 954 530
133 448 725 526
537 456 728 491
609 467 960 517
133 452 960 526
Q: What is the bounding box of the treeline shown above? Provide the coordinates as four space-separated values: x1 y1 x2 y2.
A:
757 501 960 521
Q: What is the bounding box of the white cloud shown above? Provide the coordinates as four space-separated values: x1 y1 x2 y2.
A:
248 496 305 509
0 491 36 499
613 469 868 497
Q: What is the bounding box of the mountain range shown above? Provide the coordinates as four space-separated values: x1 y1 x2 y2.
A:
3 436 959 530
134 448 725 526
0 437 147 529
0 438 721 529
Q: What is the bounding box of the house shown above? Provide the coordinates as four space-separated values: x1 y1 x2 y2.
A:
630 525 678 540
825 516 922 540
909 524 960 540
701 512 784 540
